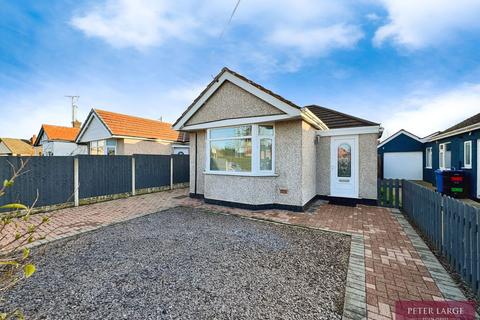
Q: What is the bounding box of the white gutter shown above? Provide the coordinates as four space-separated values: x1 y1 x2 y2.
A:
317 125 382 137
301 108 329 130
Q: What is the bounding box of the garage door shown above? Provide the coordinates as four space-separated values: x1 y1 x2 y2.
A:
384 152 423 180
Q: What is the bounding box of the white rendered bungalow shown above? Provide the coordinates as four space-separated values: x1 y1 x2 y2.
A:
173 68 382 211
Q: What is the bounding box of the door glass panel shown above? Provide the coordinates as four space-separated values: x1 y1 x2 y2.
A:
337 143 351 178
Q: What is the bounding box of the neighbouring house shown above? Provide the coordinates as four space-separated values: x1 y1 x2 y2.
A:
0 138 35 156
173 67 382 211
34 124 87 156
377 130 430 180
423 112 480 200
76 109 189 155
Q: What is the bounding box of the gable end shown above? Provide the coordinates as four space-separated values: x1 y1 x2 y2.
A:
185 81 285 126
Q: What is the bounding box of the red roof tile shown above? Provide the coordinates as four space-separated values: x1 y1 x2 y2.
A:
42 125 80 142
95 109 188 142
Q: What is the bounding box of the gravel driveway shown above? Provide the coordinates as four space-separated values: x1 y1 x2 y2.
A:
4 207 350 320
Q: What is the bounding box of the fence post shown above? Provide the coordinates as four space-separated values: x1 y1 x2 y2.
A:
441 196 445 250
131 157 136 196
74 157 79 207
170 156 174 190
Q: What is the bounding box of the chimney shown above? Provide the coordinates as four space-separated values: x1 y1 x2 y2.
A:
72 120 82 128
30 134 37 145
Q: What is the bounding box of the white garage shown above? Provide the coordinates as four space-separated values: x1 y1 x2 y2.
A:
383 152 423 180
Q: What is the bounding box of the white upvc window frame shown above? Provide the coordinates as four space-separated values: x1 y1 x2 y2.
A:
464 140 472 169
439 142 450 170
205 124 275 176
425 147 432 169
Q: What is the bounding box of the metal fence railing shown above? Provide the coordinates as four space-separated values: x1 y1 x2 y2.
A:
0 155 189 209
402 180 480 297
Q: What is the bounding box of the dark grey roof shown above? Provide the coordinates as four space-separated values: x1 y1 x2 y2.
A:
440 112 480 134
305 105 379 129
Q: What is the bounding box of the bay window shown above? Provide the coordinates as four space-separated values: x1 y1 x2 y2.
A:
207 124 274 175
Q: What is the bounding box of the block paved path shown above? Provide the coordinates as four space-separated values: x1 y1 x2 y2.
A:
2 188 468 319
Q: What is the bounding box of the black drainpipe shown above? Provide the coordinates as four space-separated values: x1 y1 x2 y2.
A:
194 132 198 195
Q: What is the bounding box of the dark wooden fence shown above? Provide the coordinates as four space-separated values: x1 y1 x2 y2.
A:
79 156 133 199
0 157 75 208
0 155 189 209
377 179 402 208
402 180 480 297
134 155 171 190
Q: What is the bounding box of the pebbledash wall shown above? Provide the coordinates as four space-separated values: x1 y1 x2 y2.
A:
316 134 377 200
189 121 378 210
358 133 379 199
185 81 284 126
190 120 305 208
183 76 378 211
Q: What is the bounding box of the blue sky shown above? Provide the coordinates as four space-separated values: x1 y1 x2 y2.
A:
1 0 480 139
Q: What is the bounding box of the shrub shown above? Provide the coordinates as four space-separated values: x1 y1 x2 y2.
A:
0 160 51 319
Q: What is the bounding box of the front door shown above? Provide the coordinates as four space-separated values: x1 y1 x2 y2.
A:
330 136 358 198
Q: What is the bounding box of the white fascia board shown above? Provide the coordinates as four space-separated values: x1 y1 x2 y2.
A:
75 111 95 143
427 123 480 142
377 129 423 148
173 70 301 130
76 111 114 143
301 108 329 130
181 114 298 131
317 125 381 137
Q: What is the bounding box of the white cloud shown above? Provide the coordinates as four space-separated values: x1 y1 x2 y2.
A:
269 24 363 57
380 83 480 139
71 0 203 49
366 13 381 22
71 0 363 59
374 0 480 49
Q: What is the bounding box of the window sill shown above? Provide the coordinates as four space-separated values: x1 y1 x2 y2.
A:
425 167 432 169
462 167 472 170
203 171 278 177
